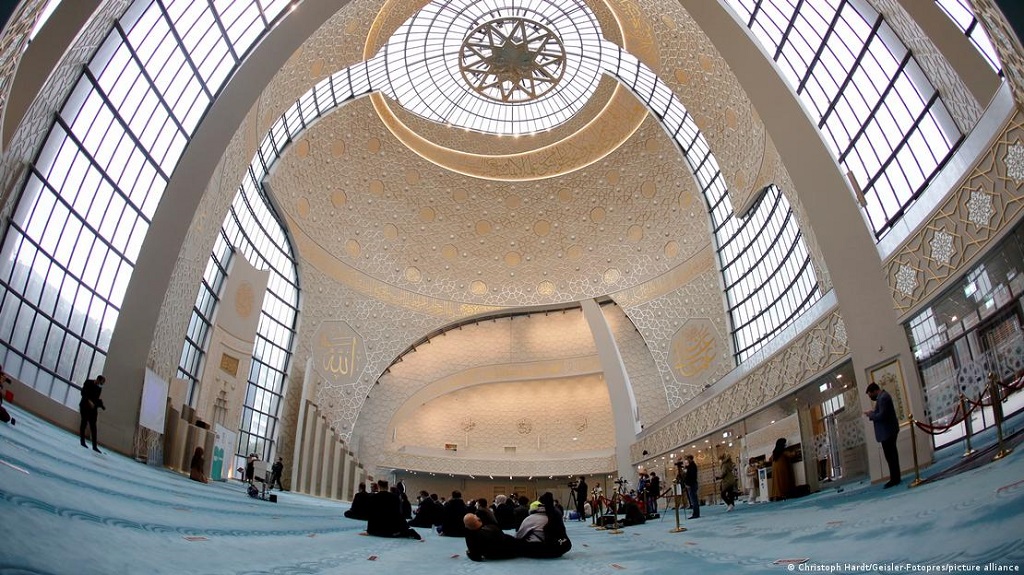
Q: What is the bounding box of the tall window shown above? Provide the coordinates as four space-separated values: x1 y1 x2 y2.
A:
604 48 821 363
726 0 962 239
0 0 291 406
934 0 1002 75
178 175 299 467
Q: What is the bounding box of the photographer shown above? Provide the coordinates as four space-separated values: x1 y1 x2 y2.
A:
573 477 587 521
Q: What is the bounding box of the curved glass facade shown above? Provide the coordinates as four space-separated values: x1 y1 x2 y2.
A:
0 0 290 405
726 0 962 240
177 178 299 466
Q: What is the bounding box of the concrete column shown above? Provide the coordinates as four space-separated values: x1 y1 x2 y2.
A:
895 0 1000 109
309 411 325 493
580 298 640 481
300 402 318 494
679 0 934 483
343 451 355 501
290 359 314 491
797 405 820 495
318 434 331 498
330 441 344 500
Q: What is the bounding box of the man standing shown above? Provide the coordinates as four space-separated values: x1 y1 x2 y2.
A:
79 375 106 453
684 455 700 518
271 457 285 490
864 382 901 488
647 471 660 515
574 477 588 521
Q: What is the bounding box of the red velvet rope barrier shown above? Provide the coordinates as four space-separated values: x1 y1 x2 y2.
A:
994 373 1024 393
914 402 967 434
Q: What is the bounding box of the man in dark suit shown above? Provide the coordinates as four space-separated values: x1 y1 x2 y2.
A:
79 375 106 453
864 382 901 488
574 477 588 521
441 490 469 536
683 455 700 518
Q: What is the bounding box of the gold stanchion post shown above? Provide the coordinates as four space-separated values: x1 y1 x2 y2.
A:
669 482 686 533
989 373 1013 461
908 414 923 488
959 393 975 457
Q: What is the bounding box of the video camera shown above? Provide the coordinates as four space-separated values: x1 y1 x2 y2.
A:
567 479 579 488
613 477 629 486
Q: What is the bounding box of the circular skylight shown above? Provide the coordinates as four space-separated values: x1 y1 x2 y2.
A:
378 0 605 135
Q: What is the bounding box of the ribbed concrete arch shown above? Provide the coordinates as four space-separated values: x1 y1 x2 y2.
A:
100 0 349 453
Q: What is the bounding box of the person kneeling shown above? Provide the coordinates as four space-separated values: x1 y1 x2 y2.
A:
463 513 520 561
514 492 572 559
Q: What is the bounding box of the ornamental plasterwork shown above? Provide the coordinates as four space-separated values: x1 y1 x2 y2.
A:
971 0 1024 108
376 451 616 476
148 109 262 383
894 264 919 298
392 377 614 461
517 418 534 435
602 303 672 426
617 263 733 411
928 230 956 267
886 111 1024 316
834 317 847 347
0 0 48 133
631 309 849 462
1006 141 1024 185
966 190 995 228
352 308 607 472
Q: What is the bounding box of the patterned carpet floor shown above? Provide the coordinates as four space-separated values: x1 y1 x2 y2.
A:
1 404 1023 575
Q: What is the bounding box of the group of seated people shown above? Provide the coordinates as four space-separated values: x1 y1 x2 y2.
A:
342 483 571 560
344 479 421 539
463 491 572 561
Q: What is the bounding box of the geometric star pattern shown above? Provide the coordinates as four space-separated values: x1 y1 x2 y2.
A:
966 190 995 228
1005 140 1024 185
928 229 955 266
895 264 918 298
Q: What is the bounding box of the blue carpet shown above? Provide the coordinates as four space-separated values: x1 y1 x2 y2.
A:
1 404 1023 574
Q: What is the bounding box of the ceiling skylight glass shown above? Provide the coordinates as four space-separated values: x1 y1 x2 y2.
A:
377 0 605 135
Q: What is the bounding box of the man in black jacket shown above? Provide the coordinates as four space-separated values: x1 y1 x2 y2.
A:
865 382 901 488
683 455 700 519
79 375 106 453
440 490 469 536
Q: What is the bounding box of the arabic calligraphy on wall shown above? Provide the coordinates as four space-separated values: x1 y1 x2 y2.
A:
311 320 366 386
668 318 722 384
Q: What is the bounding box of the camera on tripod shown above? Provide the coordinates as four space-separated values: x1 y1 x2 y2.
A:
567 479 579 488
613 477 628 486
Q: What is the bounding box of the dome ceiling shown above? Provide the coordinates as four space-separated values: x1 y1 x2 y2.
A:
264 0 776 308
243 0 826 471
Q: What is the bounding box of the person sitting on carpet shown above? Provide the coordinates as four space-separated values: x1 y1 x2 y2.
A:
515 492 572 558
409 490 442 528
189 446 208 483
364 479 421 540
344 482 371 520
475 497 498 526
463 513 520 561
440 490 469 536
